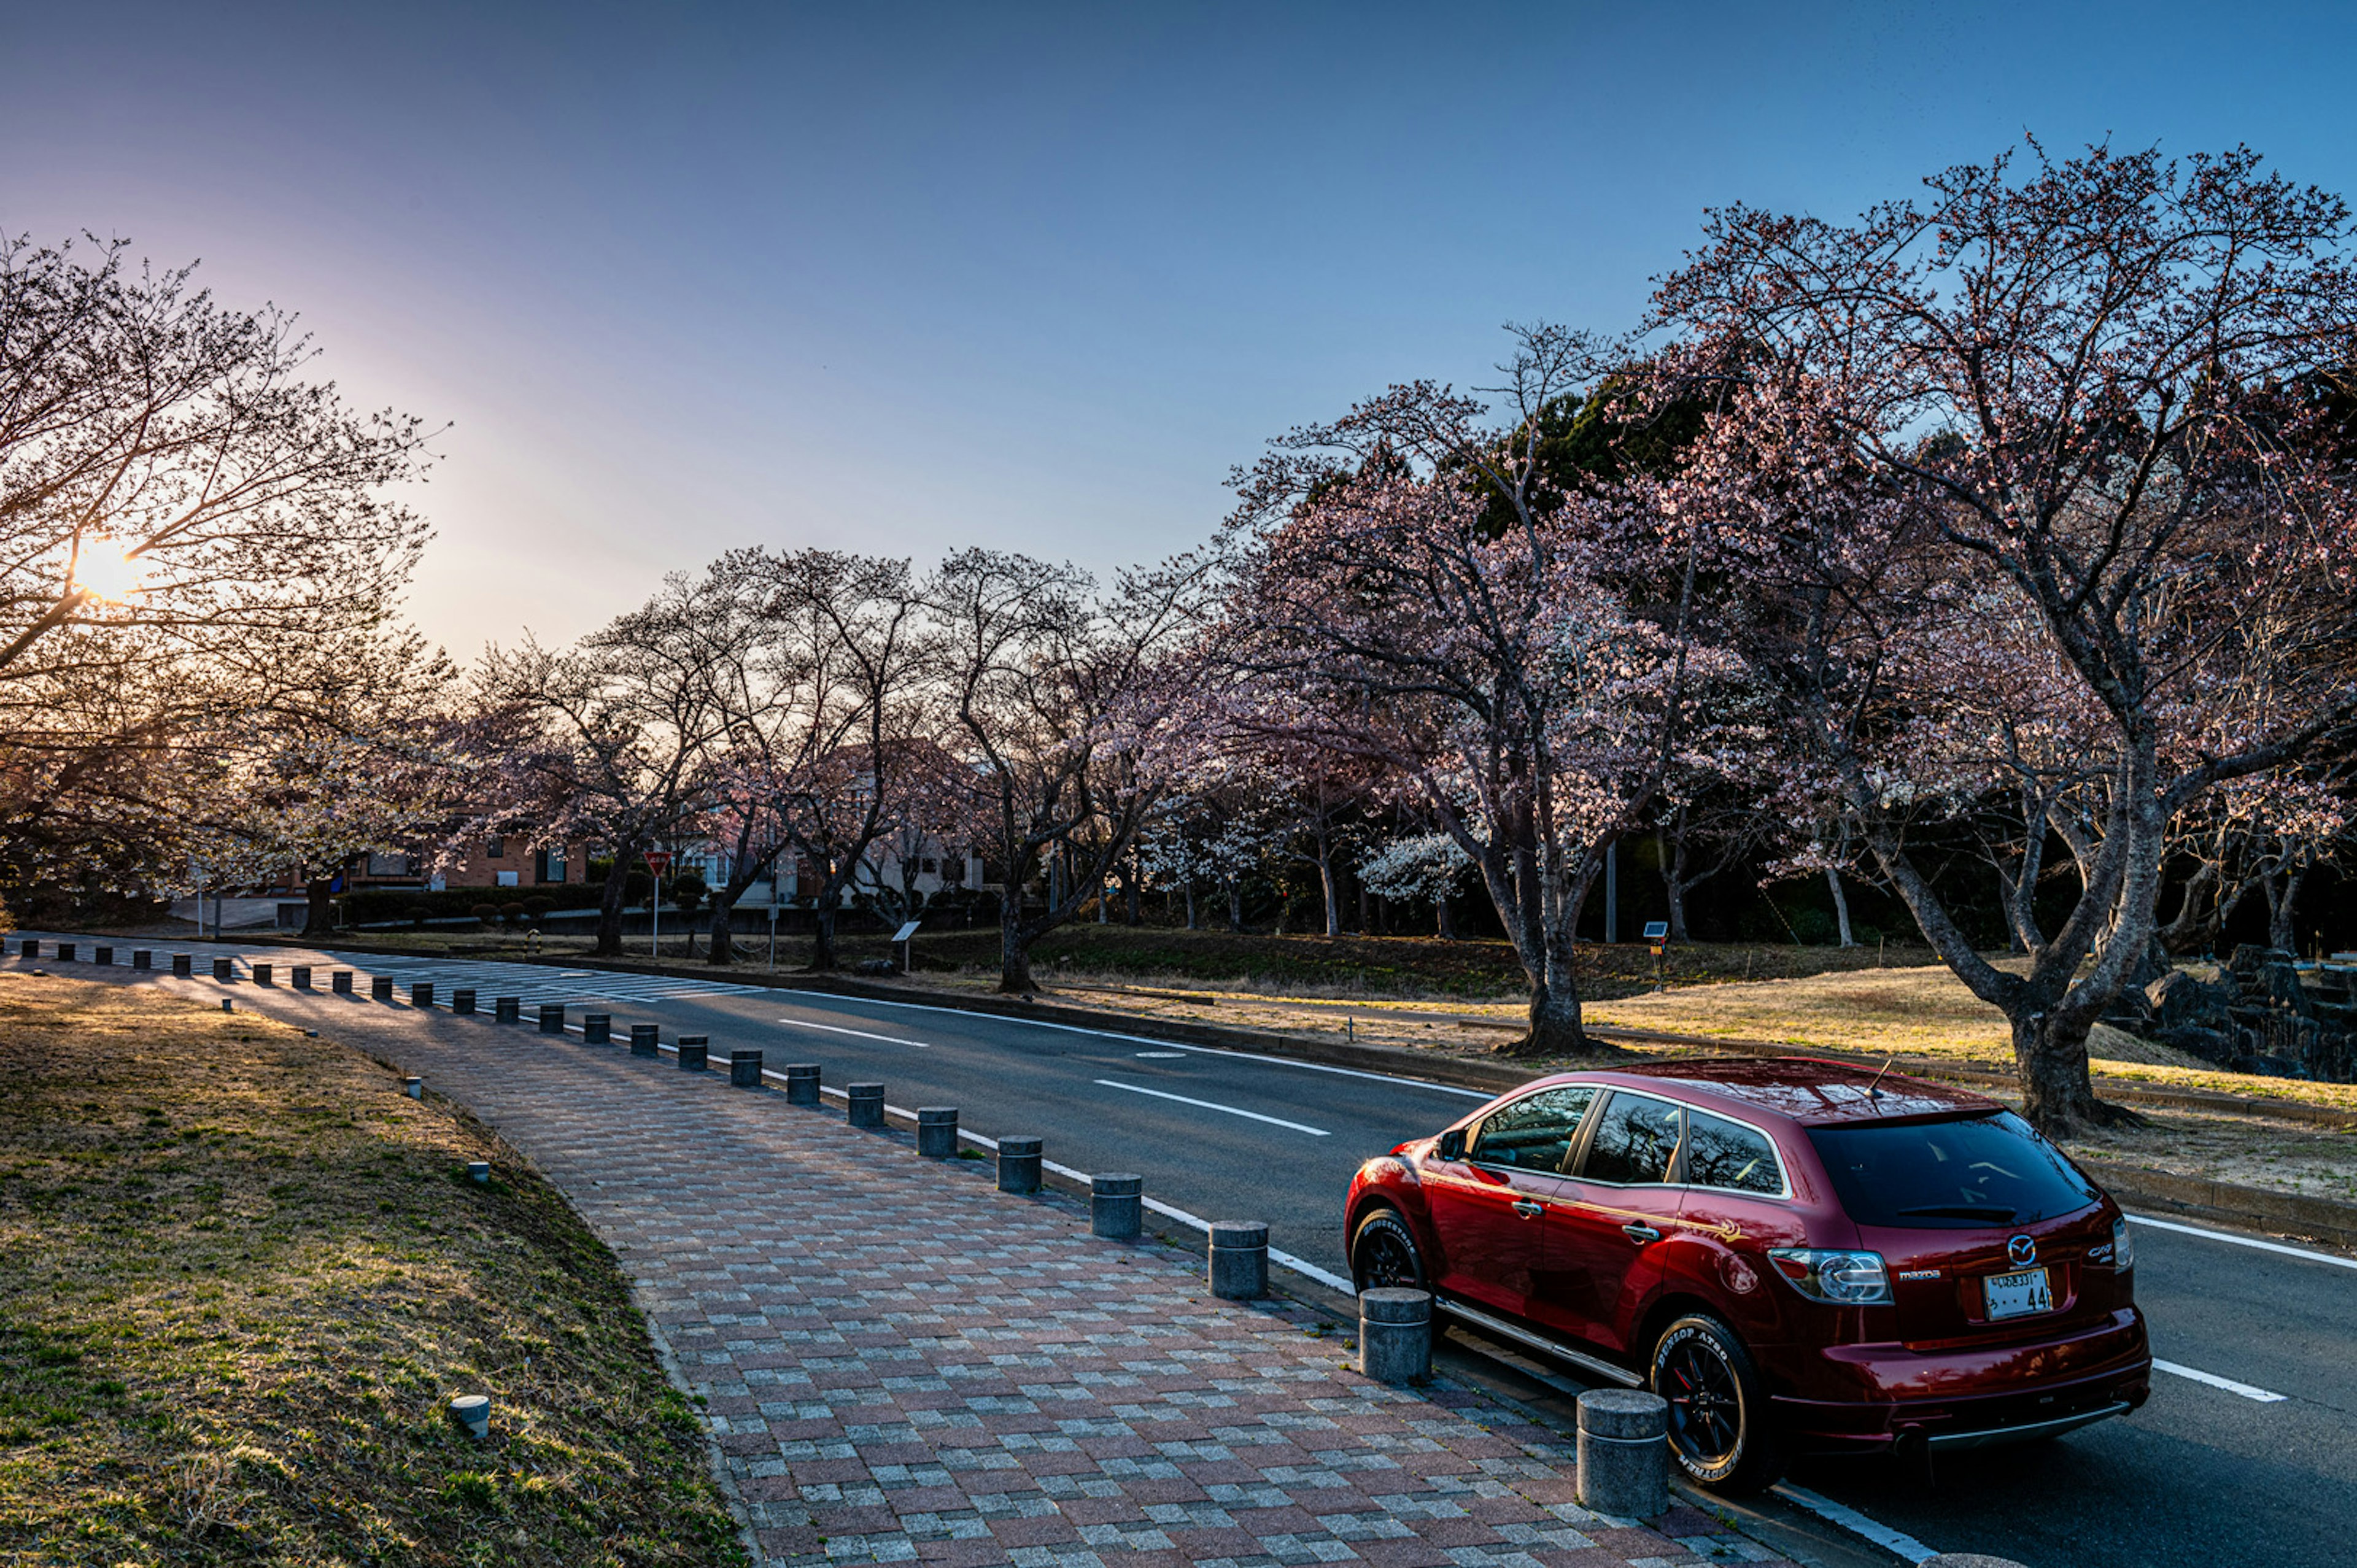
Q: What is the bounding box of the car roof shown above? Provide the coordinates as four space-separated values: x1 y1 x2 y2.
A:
1534 1056 2002 1127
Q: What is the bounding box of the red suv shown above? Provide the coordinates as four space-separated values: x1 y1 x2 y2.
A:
1343 1058 2150 1491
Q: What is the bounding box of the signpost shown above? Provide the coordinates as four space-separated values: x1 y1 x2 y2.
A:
1643 920 1670 989
644 850 673 957
892 919 920 975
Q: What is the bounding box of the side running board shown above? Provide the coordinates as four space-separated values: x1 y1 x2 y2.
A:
1433 1295 1644 1388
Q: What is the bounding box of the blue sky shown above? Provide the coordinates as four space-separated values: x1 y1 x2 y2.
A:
6 1 2356 657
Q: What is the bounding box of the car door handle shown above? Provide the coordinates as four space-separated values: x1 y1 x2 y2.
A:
1512 1199 1544 1219
1622 1221 1661 1244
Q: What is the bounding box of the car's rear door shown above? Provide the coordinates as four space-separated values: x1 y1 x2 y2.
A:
1423 1086 1596 1319
1537 1089 1687 1353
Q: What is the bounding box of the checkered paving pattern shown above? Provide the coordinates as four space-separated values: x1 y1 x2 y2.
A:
265 997 1786 1567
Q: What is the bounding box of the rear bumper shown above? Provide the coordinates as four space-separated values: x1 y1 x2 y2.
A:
1769 1310 2151 1452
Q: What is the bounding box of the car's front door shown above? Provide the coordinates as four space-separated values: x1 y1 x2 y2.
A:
1537 1090 1687 1353
1423 1086 1597 1318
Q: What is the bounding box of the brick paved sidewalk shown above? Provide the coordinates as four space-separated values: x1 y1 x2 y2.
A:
375 1024 1785 1568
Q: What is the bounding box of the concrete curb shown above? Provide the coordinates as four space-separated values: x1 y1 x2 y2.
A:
2083 1158 2357 1251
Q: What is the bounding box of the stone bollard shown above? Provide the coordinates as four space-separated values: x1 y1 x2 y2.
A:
370 975 393 1001
630 1024 659 1057
133 949 152 970
18 939 36 959
451 987 474 1014
330 968 352 993
252 963 273 986
172 953 193 978
410 981 433 1009
291 965 312 989
916 1107 958 1157
493 995 519 1023
845 1083 886 1127
783 1063 820 1104
997 1136 1043 1193
94 945 112 966
404 1075 423 1099
730 1049 764 1088
677 1037 708 1072
57 943 75 962
1091 1173 1143 1240
1576 1388 1669 1519
213 957 234 982
1357 1289 1433 1384
583 1013 611 1044
538 1003 564 1035
449 1393 491 1440
1209 1221 1270 1300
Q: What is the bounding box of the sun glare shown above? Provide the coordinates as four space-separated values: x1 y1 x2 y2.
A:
72 544 149 603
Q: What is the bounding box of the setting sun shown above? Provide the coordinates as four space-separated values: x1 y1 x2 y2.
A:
71 541 147 602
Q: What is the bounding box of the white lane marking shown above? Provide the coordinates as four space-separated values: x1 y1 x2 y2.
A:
1135 1051 1187 1059
2153 1359 2288 1402
1093 1078 1331 1136
2126 1212 2357 1272
822 994 1496 1098
1771 1483 1941 1565
775 1018 932 1048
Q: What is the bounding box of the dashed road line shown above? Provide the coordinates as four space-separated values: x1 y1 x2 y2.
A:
2153 1358 2288 1402
1092 1078 1331 1135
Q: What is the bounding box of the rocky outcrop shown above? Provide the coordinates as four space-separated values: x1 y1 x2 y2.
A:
2132 947 2357 1081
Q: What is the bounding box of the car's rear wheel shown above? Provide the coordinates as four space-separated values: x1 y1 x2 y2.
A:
1349 1208 1425 1292
1651 1313 1781 1494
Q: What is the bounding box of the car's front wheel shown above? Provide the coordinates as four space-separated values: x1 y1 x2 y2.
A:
1349 1208 1425 1292
1651 1313 1781 1494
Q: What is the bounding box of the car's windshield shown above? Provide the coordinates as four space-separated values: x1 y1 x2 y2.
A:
1807 1112 2100 1229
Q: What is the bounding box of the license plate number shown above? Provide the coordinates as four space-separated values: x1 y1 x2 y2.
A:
1983 1267 2053 1321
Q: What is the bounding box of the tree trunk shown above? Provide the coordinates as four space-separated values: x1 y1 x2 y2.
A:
1124 856 1141 925
1825 867 1855 947
302 876 337 939
1316 829 1341 938
1226 878 1243 932
1498 978 1587 1058
2267 868 2306 955
809 903 838 971
2013 1008 2112 1132
1435 895 1454 940
1183 881 1197 930
707 900 735 965
999 903 1035 993
594 865 633 956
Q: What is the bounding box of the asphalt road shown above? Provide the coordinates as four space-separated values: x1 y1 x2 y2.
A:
17 935 2355 1568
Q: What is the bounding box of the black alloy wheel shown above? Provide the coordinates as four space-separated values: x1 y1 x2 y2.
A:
1349 1209 1425 1292
1650 1313 1781 1494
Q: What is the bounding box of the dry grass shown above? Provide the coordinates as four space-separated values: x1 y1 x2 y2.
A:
2061 1106 2357 1203
0 974 743 1567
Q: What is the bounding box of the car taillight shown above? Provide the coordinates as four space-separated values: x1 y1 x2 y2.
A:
1767 1248 1892 1305
2113 1216 2133 1271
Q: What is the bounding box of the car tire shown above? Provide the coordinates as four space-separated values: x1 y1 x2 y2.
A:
1349 1208 1426 1293
1650 1313 1781 1494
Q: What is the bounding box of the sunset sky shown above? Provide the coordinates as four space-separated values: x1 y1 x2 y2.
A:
7 0 2355 658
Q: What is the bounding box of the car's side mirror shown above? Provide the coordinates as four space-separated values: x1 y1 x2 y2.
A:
1436 1129 1466 1162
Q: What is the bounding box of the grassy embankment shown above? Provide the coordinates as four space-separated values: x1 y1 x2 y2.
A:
0 973 742 1567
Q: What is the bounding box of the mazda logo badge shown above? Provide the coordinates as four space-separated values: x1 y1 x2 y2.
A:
2008 1235 2037 1267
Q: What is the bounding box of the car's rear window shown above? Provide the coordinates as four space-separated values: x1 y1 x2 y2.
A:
1808 1112 2100 1229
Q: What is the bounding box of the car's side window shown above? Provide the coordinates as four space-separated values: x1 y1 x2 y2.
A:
1684 1109 1784 1195
1577 1092 1683 1184
1468 1086 1597 1174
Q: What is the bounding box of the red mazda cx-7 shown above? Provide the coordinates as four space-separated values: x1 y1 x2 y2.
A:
1343 1058 2151 1492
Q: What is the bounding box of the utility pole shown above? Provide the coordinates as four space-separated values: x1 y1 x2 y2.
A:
1603 841 1617 944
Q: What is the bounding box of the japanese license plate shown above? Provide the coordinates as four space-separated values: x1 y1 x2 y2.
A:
1983 1267 2053 1321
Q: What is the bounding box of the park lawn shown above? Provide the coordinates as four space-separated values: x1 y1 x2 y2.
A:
0 974 743 1568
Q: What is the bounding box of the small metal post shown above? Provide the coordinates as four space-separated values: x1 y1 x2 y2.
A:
291 965 312 989
629 1023 659 1057
676 1035 708 1071
409 981 433 1008
330 968 352 992
451 987 474 1014
916 1106 958 1156
57 943 76 962
132 949 152 970
1091 1173 1143 1240
493 995 519 1023
846 1083 885 1127
729 1049 764 1088
582 1012 611 1044
403 1075 423 1099
94 944 113 966
466 1161 490 1183
18 939 37 959
996 1136 1043 1193
370 975 394 1002
172 953 193 978
783 1063 820 1105
212 956 234 981
537 1003 564 1035
251 962 272 986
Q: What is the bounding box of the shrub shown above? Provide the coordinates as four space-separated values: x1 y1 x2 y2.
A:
500 902 527 929
673 873 708 916
470 902 500 929
521 896 554 922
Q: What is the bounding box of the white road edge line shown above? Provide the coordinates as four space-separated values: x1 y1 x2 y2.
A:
2125 1211 2357 1271
1770 1484 1940 1564
2152 1358 2288 1402
773 1018 932 1048
803 994 1495 1098
1093 1078 1331 1135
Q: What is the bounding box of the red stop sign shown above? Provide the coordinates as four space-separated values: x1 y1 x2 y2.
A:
643 851 673 875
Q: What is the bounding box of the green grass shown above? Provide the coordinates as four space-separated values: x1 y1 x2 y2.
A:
0 975 745 1567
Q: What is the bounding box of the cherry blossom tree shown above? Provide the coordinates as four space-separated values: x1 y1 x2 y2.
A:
1653 141 2357 1130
